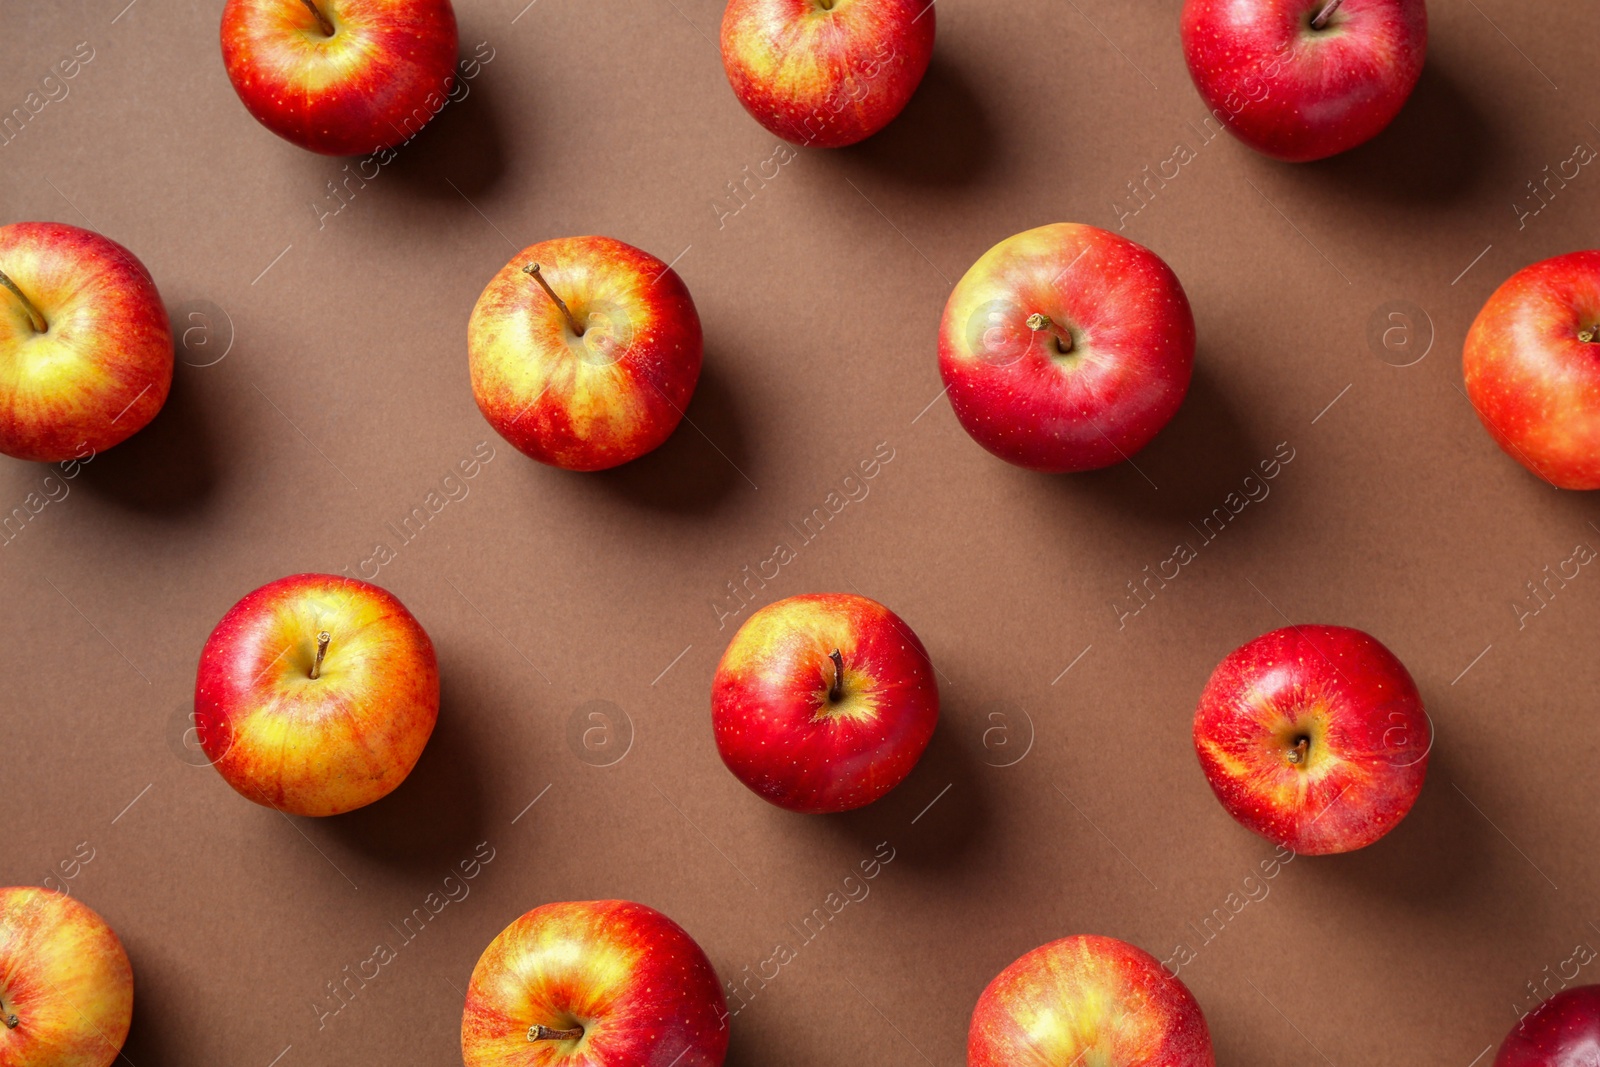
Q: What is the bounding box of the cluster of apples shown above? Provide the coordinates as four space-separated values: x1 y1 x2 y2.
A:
3 0 1598 1065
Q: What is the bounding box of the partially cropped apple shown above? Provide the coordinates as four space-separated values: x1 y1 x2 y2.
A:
1181 0 1428 162
712 592 938 813
970 934 1215 1066
221 0 459 155
194 573 439 817
469 236 703 472
1495 984 1600 1067
939 223 1194 473
1194 624 1430 854
461 899 728 1067
0 221 171 463
0 887 134 1067
721 0 936 148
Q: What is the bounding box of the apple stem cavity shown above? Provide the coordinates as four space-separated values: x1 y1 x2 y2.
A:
1310 0 1343 30
300 0 336 36
523 263 586 337
310 631 331 680
829 649 846 702
1026 313 1074 356
0 268 47 333
1288 736 1310 765
529 1024 584 1042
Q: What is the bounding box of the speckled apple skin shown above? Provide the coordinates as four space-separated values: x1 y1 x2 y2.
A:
969 934 1215 1067
461 900 729 1067
712 593 938 814
1193 624 1429 855
1495 984 1600 1067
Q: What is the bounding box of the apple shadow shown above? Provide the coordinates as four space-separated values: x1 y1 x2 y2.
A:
75 362 219 516
824 55 995 190
117 937 188 1064
383 61 508 201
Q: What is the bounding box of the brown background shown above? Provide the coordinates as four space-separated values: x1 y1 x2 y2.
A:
1 0 1596 1063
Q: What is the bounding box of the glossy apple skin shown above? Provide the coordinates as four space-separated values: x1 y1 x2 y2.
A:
712 593 938 814
1496 985 1600 1067
469 236 703 472
1464 251 1600 490
1181 0 1427 162
1194 624 1429 855
221 0 459 155
461 899 728 1067
970 934 1215 1067
194 573 439 817
0 222 171 464
0 887 133 1067
721 0 935 148
939 223 1194 473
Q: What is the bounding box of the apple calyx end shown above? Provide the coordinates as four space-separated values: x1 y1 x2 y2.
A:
300 0 336 37
529 1023 585 1043
309 631 331 680
828 648 846 703
0 267 48 334
1026 313 1074 356
522 262 587 338
1309 0 1343 31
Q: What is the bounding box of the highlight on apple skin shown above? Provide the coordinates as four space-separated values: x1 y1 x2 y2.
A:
1193 624 1431 855
0 221 172 464
721 0 936 148
461 899 729 1067
969 934 1216 1067
221 0 459 156
938 222 1195 473
194 573 440 817
0 887 135 1067
712 592 939 814
468 236 704 472
1494 984 1600 1067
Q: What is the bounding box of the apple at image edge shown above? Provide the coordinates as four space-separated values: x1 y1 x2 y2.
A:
1493 984 1600 1066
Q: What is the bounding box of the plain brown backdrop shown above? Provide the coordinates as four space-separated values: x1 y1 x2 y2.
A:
2 0 1598 1063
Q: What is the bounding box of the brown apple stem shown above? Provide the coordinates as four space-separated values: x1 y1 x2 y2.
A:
529 1024 584 1042
523 263 586 337
1026 313 1074 355
829 649 846 702
1 995 16 1029
1580 327 1600 343
1288 737 1310 765
300 0 336 36
309 631 331 680
0 268 47 333
1310 0 1343 29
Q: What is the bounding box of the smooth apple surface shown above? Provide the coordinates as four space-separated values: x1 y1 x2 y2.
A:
469 236 703 472
1181 0 1427 162
970 934 1215 1067
721 0 936 148
1496 985 1600 1067
221 0 459 155
0 221 171 463
712 592 938 813
1464 250 1600 489
461 899 728 1067
194 573 439 817
0 887 134 1067
938 223 1194 473
1194 624 1429 855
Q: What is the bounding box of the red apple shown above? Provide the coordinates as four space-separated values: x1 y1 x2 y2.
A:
194 573 439 817
721 0 935 148
0 221 171 463
221 0 459 155
1464 250 1600 489
970 934 1215 1067
1193 624 1430 855
0 887 134 1067
712 592 938 814
1495 984 1600 1067
938 223 1194 473
461 899 728 1067
1181 0 1428 162
469 236 703 472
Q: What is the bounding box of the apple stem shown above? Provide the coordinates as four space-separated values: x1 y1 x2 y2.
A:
529 1024 584 1042
1026 313 1074 356
523 263 586 337
1580 327 1600 344
0 268 47 333
310 631 331 680
300 0 336 36
828 649 846 702
1 995 15 1029
1310 0 1342 29
1288 736 1310 765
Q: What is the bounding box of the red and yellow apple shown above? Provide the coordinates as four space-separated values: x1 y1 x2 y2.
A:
221 0 459 155
970 934 1215 1067
712 592 938 813
1181 0 1428 162
461 899 728 1067
194 573 439 817
1193 624 1430 855
939 223 1194 473
721 0 936 148
0 221 171 463
1464 250 1600 489
0 887 134 1067
1495 984 1600 1067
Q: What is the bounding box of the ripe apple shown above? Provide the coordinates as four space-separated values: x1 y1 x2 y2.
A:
970 934 1215 1066
1464 250 1600 490
1181 0 1428 162
0 887 134 1067
1495 984 1600 1067
721 0 936 148
0 221 171 463
468 236 703 472
712 592 938 814
461 899 728 1067
194 573 439 817
938 223 1194 473
221 0 459 155
1193 624 1430 855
